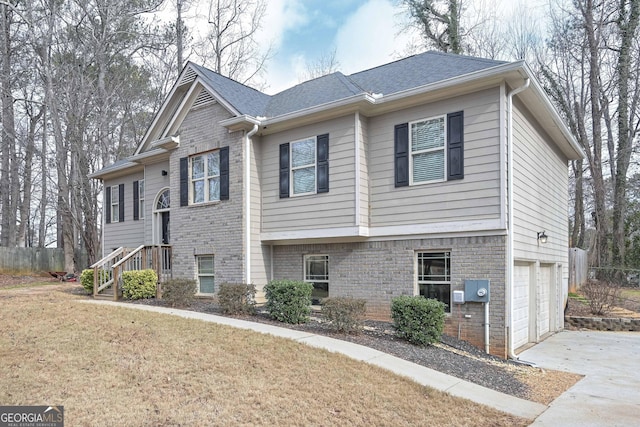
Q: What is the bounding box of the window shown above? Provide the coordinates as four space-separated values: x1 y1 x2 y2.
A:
410 116 445 184
279 134 329 198
138 180 144 219
197 255 215 294
394 111 464 187
191 151 220 203
304 255 329 303
417 252 451 312
179 147 229 207
134 179 145 220
111 186 120 222
105 183 124 224
291 138 316 195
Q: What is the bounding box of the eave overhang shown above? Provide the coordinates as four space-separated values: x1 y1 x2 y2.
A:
218 62 584 161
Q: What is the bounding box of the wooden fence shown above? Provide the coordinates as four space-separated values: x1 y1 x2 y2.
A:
569 247 588 293
0 247 88 274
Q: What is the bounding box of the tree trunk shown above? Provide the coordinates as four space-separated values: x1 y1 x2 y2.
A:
612 0 640 268
0 3 17 247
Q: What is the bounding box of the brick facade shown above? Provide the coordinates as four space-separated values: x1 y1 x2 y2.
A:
272 235 508 357
169 103 246 287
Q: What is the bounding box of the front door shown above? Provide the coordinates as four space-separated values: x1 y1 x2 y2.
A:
161 211 170 244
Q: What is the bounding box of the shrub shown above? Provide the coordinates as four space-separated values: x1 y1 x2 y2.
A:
217 283 256 315
391 296 445 346
161 278 196 307
264 280 313 324
581 279 621 315
80 269 108 294
122 269 157 300
322 297 367 334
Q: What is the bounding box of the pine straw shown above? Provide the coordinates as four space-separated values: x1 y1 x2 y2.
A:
0 289 528 426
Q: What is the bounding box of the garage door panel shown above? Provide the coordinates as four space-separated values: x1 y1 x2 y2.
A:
513 264 530 349
538 266 551 336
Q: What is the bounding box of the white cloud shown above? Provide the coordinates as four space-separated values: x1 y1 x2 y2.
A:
333 0 417 74
259 0 309 51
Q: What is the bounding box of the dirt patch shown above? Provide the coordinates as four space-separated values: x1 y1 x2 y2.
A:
566 295 640 319
0 274 58 290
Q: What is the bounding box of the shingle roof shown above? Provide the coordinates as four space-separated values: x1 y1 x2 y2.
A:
190 63 271 117
195 51 507 119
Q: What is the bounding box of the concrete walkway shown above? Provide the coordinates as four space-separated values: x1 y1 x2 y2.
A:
520 331 640 426
81 299 545 420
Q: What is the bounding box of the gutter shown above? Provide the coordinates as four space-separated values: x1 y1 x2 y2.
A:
506 78 530 360
244 124 259 284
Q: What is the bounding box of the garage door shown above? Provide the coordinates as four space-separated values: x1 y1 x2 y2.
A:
538 266 552 336
513 264 531 349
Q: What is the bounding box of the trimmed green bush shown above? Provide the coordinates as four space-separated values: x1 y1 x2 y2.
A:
80 268 108 294
218 283 256 315
161 278 196 307
122 269 157 300
322 297 367 334
391 296 445 346
264 280 313 324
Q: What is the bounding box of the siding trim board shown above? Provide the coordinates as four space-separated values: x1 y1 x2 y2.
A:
261 218 504 242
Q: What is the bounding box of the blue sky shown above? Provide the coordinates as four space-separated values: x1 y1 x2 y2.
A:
163 0 543 95
259 0 415 94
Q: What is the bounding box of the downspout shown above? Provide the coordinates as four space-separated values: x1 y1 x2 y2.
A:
244 124 259 284
506 78 529 360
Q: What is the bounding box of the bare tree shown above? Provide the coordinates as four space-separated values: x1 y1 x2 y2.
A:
611 0 640 267
300 48 340 81
195 0 271 85
400 0 465 54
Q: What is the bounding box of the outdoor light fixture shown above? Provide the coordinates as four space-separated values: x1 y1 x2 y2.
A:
161 170 168 176
537 231 548 244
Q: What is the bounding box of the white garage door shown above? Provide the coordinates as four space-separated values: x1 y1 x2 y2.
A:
513 264 531 350
538 266 552 336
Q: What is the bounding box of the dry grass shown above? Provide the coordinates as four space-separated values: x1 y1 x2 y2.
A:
0 287 528 426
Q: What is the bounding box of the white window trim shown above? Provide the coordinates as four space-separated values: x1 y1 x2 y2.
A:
138 179 145 219
110 186 119 222
196 255 215 295
190 150 221 204
415 251 452 313
303 254 329 284
290 136 317 197
409 115 447 186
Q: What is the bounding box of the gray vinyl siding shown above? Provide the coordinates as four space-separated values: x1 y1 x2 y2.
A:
261 115 356 233
368 88 502 227
143 160 170 244
358 114 370 228
103 173 144 253
250 137 269 289
512 100 570 272
169 102 246 286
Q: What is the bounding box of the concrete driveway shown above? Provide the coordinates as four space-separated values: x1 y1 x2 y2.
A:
520 331 640 427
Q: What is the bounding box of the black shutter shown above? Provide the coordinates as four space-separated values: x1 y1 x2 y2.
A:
180 157 189 206
105 186 111 224
118 183 125 223
133 181 139 220
279 143 290 198
394 123 409 187
220 146 229 200
316 133 329 193
447 111 464 180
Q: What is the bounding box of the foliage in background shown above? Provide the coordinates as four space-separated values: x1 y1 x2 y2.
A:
122 269 157 300
161 278 196 307
264 280 313 324
217 283 256 315
391 296 445 346
321 297 367 334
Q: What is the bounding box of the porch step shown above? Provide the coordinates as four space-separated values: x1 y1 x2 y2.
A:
93 293 115 300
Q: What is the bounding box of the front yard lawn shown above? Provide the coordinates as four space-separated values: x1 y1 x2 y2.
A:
0 286 528 426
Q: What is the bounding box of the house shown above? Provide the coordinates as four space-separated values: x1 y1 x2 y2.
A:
90 51 584 358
